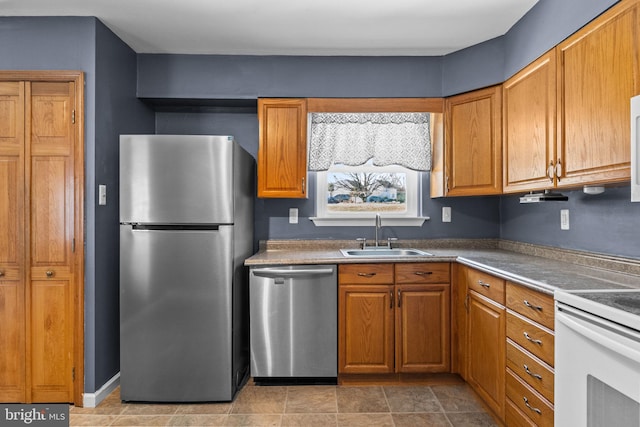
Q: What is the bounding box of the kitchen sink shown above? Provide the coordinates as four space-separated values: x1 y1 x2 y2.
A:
340 248 433 257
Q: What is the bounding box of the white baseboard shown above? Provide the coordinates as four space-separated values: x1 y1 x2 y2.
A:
82 372 120 408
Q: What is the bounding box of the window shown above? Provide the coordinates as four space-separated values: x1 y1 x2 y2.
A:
311 161 426 226
307 109 432 227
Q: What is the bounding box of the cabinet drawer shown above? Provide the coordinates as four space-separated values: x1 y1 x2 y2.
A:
507 339 554 403
506 282 554 330
505 397 538 427
506 369 554 427
339 264 394 284
467 268 505 304
507 311 554 367
395 263 450 284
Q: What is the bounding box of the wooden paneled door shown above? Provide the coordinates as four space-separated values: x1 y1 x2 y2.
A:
0 71 84 405
0 80 27 403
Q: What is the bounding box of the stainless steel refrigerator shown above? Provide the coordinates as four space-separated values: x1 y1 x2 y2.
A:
119 135 254 402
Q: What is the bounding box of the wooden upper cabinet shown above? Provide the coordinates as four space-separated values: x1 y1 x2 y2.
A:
503 50 557 193
257 98 308 198
556 0 640 187
444 86 502 196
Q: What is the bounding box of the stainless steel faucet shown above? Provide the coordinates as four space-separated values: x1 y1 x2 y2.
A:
374 214 382 247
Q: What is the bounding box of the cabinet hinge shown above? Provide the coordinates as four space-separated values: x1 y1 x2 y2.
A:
72 367 75 381
72 238 75 253
72 109 76 124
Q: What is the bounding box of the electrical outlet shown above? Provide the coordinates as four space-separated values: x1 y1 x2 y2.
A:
442 207 452 223
561 209 570 230
289 208 299 224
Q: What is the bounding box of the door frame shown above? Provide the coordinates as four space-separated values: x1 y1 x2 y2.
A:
0 70 85 406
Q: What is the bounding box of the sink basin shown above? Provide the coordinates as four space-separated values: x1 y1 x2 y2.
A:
340 248 433 257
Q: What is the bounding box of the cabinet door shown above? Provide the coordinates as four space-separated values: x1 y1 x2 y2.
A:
0 81 26 402
396 284 450 373
503 50 557 193
257 98 307 198
445 86 502 196
467 291 506 419
339 285 394 374
556 0 639 186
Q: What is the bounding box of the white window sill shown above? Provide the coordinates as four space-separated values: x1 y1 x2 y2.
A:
309 217 429 227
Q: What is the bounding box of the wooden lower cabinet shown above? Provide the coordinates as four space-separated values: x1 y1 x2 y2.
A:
506 369 554 427
396 284 450 373
338 263 450 376
466 290 506 419
339 283 395 373
506 281 555 426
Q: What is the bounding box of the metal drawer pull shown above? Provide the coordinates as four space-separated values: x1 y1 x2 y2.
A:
478 280 490 288
523 397 542 414
523 364 543 380
524 332 542 345
397 290 402 308
357 272 377 277
46 270 54 278
414 271 433 276
0 270 4 277
524 300 543 311
390 290 394 309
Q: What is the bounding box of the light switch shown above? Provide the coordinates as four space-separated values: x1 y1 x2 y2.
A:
98 184 107 205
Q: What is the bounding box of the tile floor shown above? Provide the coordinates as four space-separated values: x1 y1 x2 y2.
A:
70 382 499 426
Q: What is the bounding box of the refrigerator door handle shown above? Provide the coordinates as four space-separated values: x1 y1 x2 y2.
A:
131 224 220 231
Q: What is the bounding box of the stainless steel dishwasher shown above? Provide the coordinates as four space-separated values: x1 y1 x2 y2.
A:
249 265 337 383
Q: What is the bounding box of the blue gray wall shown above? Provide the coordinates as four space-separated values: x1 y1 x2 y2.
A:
501 186 640 259
0 16 101 393
138 55 443 98
94 20 155 392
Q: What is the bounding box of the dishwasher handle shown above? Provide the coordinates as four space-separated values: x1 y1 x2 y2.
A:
252 267 335 279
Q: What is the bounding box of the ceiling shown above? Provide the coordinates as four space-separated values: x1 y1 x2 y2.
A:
1 0 539 56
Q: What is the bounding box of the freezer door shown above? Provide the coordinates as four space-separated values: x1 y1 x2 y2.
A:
119 135 234 224
120 224 235 401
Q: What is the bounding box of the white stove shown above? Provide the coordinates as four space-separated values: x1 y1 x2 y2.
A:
555 288 640 332
555 288 640 426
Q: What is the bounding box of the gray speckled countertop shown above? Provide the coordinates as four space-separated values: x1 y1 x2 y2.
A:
245 240 640 296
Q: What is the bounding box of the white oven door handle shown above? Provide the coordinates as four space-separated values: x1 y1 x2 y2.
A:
556 309 640 363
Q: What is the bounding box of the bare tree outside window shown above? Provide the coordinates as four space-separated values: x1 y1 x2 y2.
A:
327 171 407 213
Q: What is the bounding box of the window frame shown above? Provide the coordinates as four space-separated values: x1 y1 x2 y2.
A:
310 163 428 227
305 98 442 227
